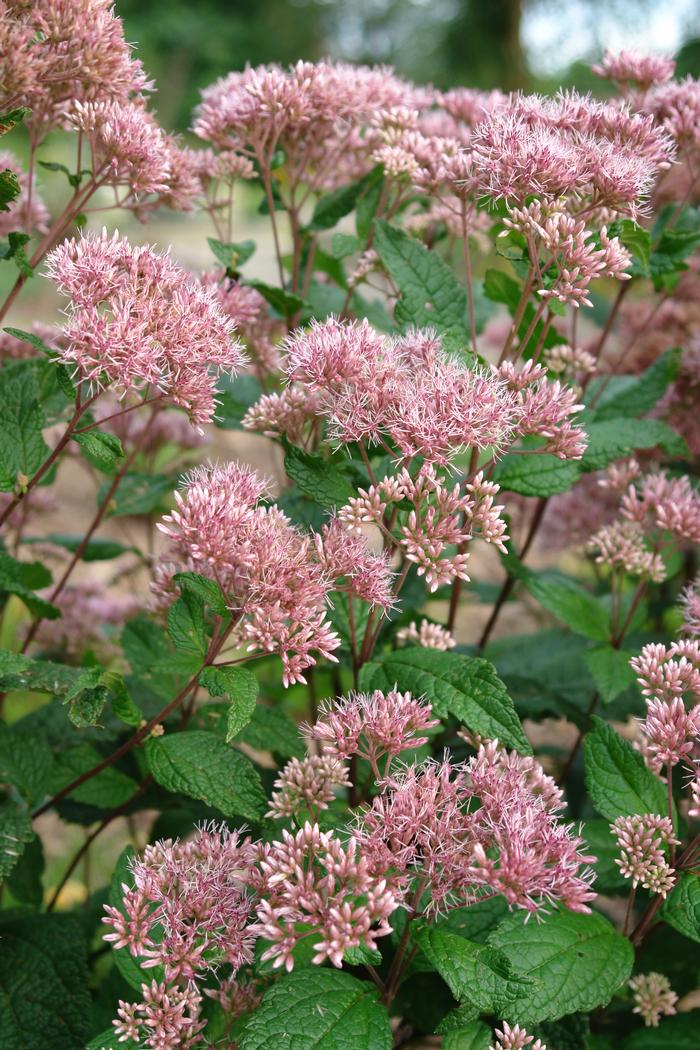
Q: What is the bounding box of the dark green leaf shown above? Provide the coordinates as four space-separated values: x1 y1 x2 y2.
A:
72 429 124 473
0 723 53 806
234 704 305 758
246 278 308 317
167 590 208 657
585 645 637 704
51 743 138 808
507 558 610 642
22 533 136 562
100 471 174 517
146 730 266 820
0 913 91 1049
214 373 264 430
493 453 580 497
200 665 258 741
592 348 681 422
0 365 50 492
0 168 20 212
0 551 59 619
173 571 229 616
489 909 634 1024
584 717 669 821
207 236 256 271
283 443 355 507
359 648 531 753
581 418 688 473
0 800 34 880
309 167 383 232
660 873 700 943
239 968 392 1050
622 1012 700 1049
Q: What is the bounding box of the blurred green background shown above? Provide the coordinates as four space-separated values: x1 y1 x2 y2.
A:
119 0 700 131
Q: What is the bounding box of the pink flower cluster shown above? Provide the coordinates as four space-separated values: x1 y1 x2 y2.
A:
281 319 519 464
199 270 283 374
253 822 397 970
339 466 508 592
266 754 351 820
396 619 457 651
307 688 439 774
497 360 587 457
588 470 700 583
593 51 676 92
631 639 700 775
1 0 150 138
45 230 245 427
611 814 679 896
155 462 393 684
355 742 595 915
103 824 256 1048
491 1022 547 1050
629 972 678 1028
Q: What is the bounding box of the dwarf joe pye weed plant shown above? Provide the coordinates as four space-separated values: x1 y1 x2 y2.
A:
0 9 700 1048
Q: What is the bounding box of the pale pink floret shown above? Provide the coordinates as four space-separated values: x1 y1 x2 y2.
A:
396 619 457 651
629 972 678 1027
680 576 700 637
45 229 245 427
68 100 170 198
315 518 395 610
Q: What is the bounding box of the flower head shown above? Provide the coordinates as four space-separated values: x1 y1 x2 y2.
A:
629 972 678 1027
611 814 679 896
491 1022 547 1050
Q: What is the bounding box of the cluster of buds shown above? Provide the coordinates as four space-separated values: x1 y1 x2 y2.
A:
339 465 508 592
629 972 678 1027
611 814 679 896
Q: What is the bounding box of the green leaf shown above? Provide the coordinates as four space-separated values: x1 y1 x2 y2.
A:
86 1032 138 1050
0 915 92 1048
356 166 385 241
581 418 688 473
493 453 580 497
173 571 229 616
146 730 266 820
167 590 208 656
100 471 174 517
332 232 362 258
214 373 264 430
0 107 29 135
507 559 610 642
0 551 59 619
0 168 20 212
72 429 124 472
200 665 258 741
436 896 510 943
0 800 34 880
238 968 392 1050
660 873 700 943
483 267 564 356
6 833 44 907
0 724 53 806
22 533 136 562
2 327 55 356
50 743 138 808
583 819 631 894
441 1019 491 1050
373 219 472 336
207 236 256 271
359 648 531 753
608 218 651 276
592 348 681 422
234 704 305 758
584 717 669 821
0 230 33 275
489 909 634 1024
414 924 530 1013
283 443 356 507
0 364 50 492
309 167 383 232
246 278 308 317
585 645 637 704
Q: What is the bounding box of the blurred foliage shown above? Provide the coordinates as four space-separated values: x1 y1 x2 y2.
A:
121 0 700 131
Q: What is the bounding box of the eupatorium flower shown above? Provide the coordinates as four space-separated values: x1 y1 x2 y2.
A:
629 972 678 1027
680 576 700 637
593 51 676 91
68 100 170 198
103 824 257 980
307 689 439 773
282 318 519 464
490 1022 547 1050
355 746 595 915
611 814 679 896
252 822 397 970
45 229 245 427
630 640 700 775
266 755 351 820
155 462 341 685
497 361 587 457
339 466 508 592
396 619 457 651
1 0 151 139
